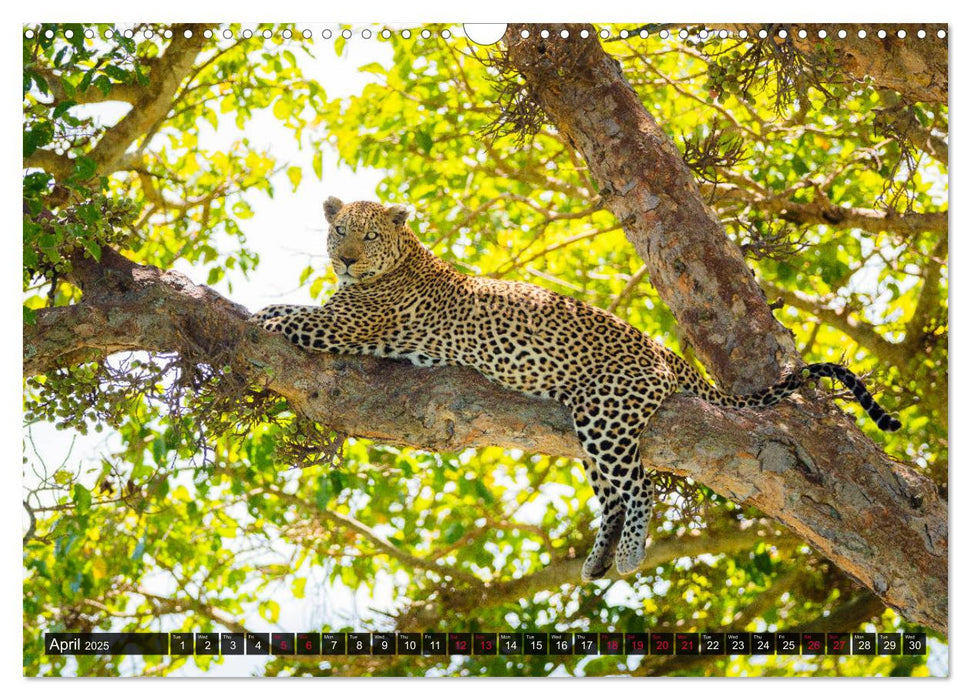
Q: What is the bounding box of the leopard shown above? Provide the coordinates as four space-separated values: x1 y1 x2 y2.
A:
252 197 901 581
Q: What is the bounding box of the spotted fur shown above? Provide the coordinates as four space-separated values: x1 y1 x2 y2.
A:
253 198 901 580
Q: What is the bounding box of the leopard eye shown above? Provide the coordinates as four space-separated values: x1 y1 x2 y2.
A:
335 225 346 236
364 231 379 241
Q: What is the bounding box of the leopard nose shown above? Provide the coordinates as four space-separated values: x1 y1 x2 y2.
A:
339 256 358 268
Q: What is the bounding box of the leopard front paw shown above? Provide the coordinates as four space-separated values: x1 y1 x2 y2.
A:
250 304 300 325
260 316 286 334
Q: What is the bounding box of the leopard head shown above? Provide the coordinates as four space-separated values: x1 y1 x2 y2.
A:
323 197 415 287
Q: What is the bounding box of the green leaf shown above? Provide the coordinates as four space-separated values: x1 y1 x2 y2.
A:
272 97 291 121
259 599 280 623
286 165 302 192
52 100 77 120
23 122 54 158
151 436 167 466
72 483 92 514
415 129 434 155
291 577 307 599
64 24 85 49
81 237 103 261
315 474 332 509
102 64 129 82
232 200 254 219
92 74 112 96
443 521 466 545
71 155 98 181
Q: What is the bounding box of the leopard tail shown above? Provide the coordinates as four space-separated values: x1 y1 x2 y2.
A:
670 353 901 432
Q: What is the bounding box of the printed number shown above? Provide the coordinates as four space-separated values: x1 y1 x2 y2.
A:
706 639 719 651
655 640 670 652
732 640 745 651
782 640 795 651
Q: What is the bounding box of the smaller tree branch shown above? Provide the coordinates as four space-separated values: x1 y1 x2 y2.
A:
394 522 792 630
757 197 947 239
136 590 250 634
762 282 910 367
31 64 141 106
23 149 75 181
270 490 481 586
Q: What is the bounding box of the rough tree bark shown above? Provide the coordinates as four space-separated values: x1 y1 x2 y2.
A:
714 23 949 106
23 246 947 633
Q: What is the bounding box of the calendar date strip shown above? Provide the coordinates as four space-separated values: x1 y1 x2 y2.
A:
44 631 928 656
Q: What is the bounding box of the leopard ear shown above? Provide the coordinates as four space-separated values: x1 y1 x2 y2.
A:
323 197 344 224
387 204 411 227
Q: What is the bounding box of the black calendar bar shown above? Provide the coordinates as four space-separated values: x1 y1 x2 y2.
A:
44 633 168 655
44 631 931 656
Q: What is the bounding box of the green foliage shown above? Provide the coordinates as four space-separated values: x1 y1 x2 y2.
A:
23 24 946 677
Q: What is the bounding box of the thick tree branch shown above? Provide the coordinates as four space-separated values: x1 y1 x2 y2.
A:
23 149 75 181
715 23 948 106
31 64 141 106
87 24 211 176
22 251 947 632
504 25 799 394
24 24 213 182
